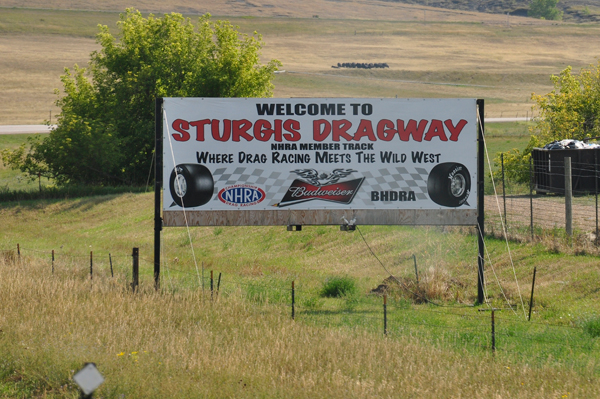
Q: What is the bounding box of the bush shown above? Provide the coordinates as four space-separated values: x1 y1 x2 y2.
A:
496 62 600 185
583 316 600 338
320 276 358 298
1 9 280 186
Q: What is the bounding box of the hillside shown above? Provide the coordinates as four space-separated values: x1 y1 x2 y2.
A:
0 0 556 24
1 0 599 22
387 0 600 22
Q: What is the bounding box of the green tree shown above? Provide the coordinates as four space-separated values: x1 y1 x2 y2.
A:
497 62 600 183
2 9 280 186
528 0 563 20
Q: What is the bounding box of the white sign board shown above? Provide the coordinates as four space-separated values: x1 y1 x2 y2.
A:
162 98 478 226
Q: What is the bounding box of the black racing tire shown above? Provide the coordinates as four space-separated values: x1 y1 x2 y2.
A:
169 164 214 208
427 163 471 207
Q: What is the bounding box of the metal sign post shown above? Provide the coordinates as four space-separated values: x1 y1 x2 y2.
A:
477 99 485 305
154 98 163 291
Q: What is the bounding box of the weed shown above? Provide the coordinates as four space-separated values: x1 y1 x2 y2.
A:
301 295 324 310
583 316 600 338
245 282 286 304
320 276 357 298
342 293 360 311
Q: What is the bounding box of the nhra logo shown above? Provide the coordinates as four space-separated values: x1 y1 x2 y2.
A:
218 184 266 207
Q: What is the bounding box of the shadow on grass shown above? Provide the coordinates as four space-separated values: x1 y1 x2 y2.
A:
0 185 148 208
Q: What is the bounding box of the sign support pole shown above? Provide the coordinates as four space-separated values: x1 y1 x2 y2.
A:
154 98 163 291
476 99 485 305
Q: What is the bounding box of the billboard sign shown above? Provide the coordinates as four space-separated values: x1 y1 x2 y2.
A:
162 98 478 226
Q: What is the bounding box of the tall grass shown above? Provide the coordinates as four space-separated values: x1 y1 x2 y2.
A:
1 257 599 398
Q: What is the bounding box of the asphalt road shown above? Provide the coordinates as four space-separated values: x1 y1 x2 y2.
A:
0 125 56 134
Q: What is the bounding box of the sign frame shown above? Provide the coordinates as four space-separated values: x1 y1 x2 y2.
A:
153 98 486 304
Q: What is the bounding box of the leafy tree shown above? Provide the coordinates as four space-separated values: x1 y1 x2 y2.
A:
497 62 600 183
2 9 280 186
528 0 563 20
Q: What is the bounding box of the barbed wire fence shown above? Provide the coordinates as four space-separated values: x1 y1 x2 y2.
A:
2 243 599 373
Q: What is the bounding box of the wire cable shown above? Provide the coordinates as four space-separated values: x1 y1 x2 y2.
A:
478 106 526 318
164 109 203 289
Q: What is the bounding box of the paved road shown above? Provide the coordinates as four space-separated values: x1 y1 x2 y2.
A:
486 117 531 123
0 125 56 134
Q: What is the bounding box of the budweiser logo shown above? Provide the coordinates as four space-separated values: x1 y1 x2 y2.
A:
276 169 364 207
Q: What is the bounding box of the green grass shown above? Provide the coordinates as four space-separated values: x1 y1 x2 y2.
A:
0 133 48 191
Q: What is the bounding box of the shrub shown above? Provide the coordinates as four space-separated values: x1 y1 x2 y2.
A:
583 316 600 338
320 276 358 298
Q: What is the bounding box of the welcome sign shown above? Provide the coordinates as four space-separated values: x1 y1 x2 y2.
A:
161 98 478 226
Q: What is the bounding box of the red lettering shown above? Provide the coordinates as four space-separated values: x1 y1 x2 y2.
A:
212 119 230 142
254 119 274 141
445 119 468 141
189 119 210 141
353 119 376 141
424 119 448 141
232 119 253 142
398 119 428 142
313 120 331 142
377 119 397 141
172 119 190 141
332 119 353 141
283 119 301 141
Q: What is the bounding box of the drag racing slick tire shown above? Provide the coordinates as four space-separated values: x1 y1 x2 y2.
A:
169 164 214 208
427 162 471 207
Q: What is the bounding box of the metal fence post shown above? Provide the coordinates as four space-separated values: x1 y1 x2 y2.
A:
291 281 295 320
501 153 507 229
132 248 139 293
90 251 93 280
491 309 496 353
528 267 537 321
594 150 598 245
413 254 419 284
52 249 54 274
383 294 388 335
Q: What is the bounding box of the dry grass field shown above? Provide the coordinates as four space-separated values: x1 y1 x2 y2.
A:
2 192 600 397
3 3 600 396
1 3 600 123
1 256 598 398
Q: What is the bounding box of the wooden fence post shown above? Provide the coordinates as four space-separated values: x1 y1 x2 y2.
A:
530 157 534 241
565 157 573 238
